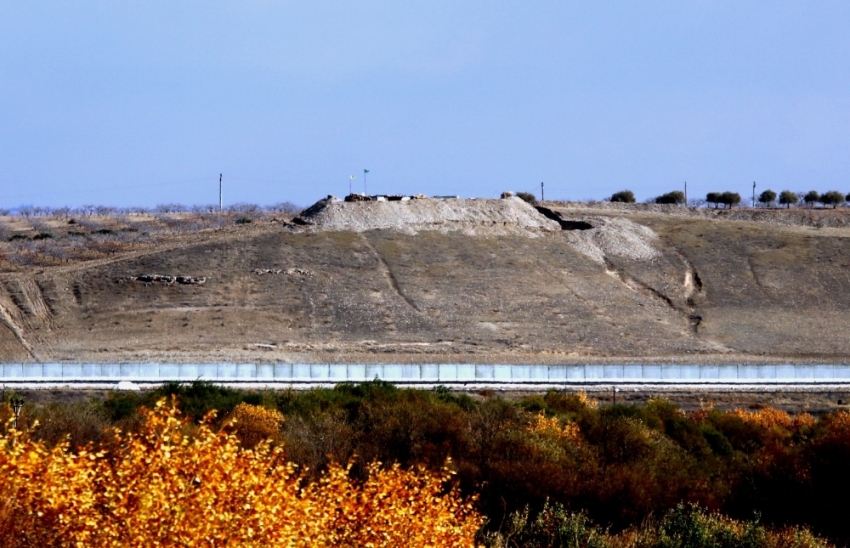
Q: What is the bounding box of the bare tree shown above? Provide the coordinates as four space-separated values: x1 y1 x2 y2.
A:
227 203 261 214
266 202 301 215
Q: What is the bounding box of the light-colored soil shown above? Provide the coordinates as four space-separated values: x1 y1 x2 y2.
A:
297 195 560 234
1 200 850 365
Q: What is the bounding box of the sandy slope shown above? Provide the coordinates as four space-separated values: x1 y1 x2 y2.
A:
1 199 850 364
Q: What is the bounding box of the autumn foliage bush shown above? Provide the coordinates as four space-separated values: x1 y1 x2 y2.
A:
6 383 850 546
0 398 481 547
225 401 285 447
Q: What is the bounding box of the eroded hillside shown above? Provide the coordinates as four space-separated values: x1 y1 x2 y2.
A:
1 199 849 363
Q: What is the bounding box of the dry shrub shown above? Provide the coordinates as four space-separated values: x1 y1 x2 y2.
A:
0 398 481 547
27 401 110 448
482 503 835 548
225 402 284 447
816 409 850 440
766 527 835 548
542 390 598 414
282 411 358 475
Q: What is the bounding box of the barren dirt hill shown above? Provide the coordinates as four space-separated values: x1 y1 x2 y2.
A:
1 198 850 364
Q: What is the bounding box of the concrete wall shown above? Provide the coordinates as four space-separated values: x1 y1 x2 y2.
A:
1 363 849 383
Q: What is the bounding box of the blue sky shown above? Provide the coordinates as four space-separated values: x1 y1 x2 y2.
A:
2 2 849 209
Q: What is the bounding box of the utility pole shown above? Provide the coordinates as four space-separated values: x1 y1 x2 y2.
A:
752 181 756 208
364 169 369 196
11 397 24 430
541 182 544 202
684 181 687 204
219 174 222 212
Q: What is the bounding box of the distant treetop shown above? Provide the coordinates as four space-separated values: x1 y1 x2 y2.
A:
778 190 798 208
655 191 686 205
820 190 845 209
757 189 777 207
610 190 635 203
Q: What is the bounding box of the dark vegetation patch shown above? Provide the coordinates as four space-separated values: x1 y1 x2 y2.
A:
515 191 538 204
5 381 850 546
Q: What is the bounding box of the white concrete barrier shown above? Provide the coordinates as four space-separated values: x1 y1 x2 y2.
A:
2 363 850 383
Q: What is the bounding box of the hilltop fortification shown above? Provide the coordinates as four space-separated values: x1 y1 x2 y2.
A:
1 198 849 364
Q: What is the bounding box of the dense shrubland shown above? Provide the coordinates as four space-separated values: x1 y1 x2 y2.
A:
2 382 849 546
0 398 480 547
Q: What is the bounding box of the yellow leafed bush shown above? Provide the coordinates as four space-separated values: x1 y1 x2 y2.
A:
527 412 581 442
225 402 285 447
0 398 481 547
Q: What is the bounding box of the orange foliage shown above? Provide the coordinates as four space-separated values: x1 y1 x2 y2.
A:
731 407 815 432
0 399 481 547
817 410 850 442
689 407 710 424
528 412 581 442
576 391 599 410
225 402 285 447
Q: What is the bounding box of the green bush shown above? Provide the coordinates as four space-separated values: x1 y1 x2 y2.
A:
720 192 742 209
779 191 798 208
655 191 686 205
101 381 264 425
706 192 722 208
804 191 820 206
516 192 538 204
611 190 636 203
482 504 831 548
652 504 768 548
819 191 844 209
758 190 777 207
235 216 253 225
484 503 611 548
